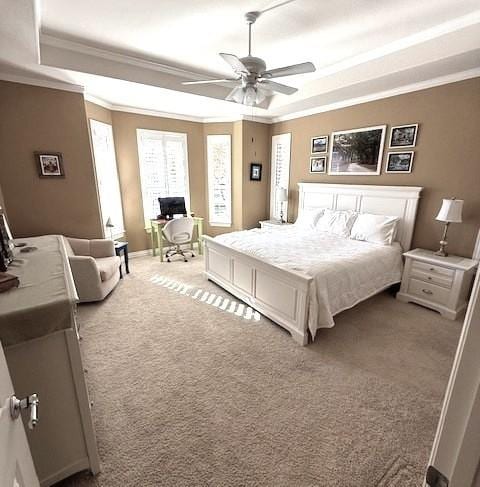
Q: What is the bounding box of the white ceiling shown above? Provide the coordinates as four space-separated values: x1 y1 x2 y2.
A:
1 0 479 121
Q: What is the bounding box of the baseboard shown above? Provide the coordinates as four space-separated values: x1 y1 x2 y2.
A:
128 249 152 259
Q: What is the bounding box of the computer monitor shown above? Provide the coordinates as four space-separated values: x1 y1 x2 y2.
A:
158 196 187 219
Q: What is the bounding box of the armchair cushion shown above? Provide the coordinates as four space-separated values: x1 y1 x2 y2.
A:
67 237 115 258
96 256 121 282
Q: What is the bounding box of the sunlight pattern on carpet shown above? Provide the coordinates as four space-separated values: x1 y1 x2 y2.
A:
149 274 262 321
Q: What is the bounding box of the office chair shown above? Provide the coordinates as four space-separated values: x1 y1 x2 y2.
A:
162 217 195 262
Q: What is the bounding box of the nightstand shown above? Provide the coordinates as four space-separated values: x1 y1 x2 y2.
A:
397 248 477 320
259 219 292 229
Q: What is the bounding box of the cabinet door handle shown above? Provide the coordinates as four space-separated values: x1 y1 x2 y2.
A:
422 289 433 295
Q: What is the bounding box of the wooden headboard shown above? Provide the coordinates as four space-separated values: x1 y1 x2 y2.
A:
297 183 423 251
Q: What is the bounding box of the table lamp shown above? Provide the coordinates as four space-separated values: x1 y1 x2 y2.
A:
105 217 115 240
435 197 463 257
276 187 288 223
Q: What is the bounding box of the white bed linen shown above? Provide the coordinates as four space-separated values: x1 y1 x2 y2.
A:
215 226 403 338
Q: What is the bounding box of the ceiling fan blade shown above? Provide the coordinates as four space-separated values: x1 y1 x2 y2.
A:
261 61 315 79
219 53 250 75
259 80 298 95
182 78 240 85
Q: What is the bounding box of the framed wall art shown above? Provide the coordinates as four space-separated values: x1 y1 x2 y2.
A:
35 152 65 178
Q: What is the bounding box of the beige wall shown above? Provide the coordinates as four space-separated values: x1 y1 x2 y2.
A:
0 81 103 239
110 111 206 252
272 78 480 258
242 121 271 229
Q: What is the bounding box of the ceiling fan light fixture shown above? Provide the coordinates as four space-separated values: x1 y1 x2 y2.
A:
243 86 257 106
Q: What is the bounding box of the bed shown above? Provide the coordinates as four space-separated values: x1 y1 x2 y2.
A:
203 183 422 345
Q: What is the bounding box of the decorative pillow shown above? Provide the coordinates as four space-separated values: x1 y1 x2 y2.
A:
315 209 358 237
350 213 399 245
294 209 325 230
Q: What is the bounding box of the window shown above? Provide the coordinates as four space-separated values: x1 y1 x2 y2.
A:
137 129 190 222
89 119 125 238
207 134 232 227
270 133 291 220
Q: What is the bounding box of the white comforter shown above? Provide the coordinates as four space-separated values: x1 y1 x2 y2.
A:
215 226 403 338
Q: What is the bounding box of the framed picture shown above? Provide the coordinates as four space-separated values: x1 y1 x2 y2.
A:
310 156 327 173
385 151 414 173
0 210 14 270
328 125 386 175
250 163 262 181
389 124 418 148
311 136 329 154
35 152 65 178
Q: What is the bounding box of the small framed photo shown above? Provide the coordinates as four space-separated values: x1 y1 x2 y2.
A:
311 135 329 154
385 151 414 173
310 156 327 173
389 124 418 148
35 152 65 178
250 162 262 181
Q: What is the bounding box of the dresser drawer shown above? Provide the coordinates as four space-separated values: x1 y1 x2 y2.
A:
408 278 451 304
411 260 455 278
410 268 453 288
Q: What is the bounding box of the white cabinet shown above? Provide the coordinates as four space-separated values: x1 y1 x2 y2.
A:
397 248 477 320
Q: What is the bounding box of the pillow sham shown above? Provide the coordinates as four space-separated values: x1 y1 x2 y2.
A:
350 213 399 245
294 209 325 230
315 209 358 237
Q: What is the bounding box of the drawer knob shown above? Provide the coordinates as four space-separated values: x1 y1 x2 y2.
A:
429 268 435 271
428 276 432 280
422 289 433 295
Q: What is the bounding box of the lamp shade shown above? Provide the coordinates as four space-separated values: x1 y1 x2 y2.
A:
276 187 288 202
105 217 114 228
436 198 463 223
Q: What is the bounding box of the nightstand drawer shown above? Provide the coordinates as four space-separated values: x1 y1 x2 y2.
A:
411 260 455 278
408 278 450 304
410 268 453 288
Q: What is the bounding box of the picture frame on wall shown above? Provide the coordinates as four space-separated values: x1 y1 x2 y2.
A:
35 152 65 178
310 156 327 173
250 162 262 181
385 151 414 173
328 125 386 175
311 135 328 154
0 210 14 270
389 124 418 148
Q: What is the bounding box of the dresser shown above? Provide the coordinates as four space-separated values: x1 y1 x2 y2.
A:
397 248 477 320
0 235 100 485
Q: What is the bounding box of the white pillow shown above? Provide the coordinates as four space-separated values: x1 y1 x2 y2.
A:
315 209 358 237
350 213 399 245
294 209 325 230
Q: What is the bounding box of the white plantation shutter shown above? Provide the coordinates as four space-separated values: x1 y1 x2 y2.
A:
137 129 190 221
207 135 232 226
270 133 291 220
89 119 125 237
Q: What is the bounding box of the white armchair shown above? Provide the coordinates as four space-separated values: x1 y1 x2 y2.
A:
65 237 121 302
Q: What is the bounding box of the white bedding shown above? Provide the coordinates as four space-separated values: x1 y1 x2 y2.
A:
214 226 403 338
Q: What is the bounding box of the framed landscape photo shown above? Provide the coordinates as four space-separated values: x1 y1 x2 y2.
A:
311 135 328 154
389 124 418 148
386 151 414 173
328 125 386 175
250 162 262 181
35 152 65 178
310 156 326 173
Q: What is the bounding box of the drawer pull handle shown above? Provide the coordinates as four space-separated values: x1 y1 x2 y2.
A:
422 289 433 295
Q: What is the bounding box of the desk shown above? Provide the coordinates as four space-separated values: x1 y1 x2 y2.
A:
150 217 204 262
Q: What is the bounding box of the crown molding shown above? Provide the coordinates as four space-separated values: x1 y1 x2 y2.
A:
0 71 84 93
84 93 272 124
270 68 480 123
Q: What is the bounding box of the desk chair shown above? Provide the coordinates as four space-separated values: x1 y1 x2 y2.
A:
162 217 195 262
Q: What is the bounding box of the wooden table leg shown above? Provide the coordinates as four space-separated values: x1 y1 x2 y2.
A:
151 223 156 257
159 230 164 262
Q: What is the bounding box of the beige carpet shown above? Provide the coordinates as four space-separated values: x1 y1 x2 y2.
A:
56 255 460 487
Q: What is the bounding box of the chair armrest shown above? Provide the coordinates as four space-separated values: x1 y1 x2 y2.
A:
90 239 115 258
68 256 101 282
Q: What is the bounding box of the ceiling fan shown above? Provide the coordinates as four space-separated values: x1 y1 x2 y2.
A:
182 10 316 107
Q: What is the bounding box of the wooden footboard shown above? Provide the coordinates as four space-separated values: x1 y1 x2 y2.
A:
203 235 313 345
